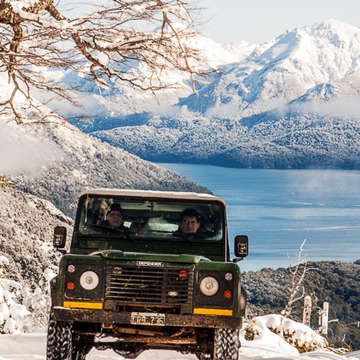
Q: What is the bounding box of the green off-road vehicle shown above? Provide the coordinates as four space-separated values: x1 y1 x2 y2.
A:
47 189 248 360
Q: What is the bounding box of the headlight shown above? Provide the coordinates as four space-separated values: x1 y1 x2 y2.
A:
80 271 99 290
199 276 219 296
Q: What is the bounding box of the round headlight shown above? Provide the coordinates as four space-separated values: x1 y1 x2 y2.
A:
80 271 99 290
200 276 219 296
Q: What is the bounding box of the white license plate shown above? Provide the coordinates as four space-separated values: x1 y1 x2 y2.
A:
130 312 165 326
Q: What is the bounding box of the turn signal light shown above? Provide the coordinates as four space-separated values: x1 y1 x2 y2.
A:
224 289 232 299
66 281 75 290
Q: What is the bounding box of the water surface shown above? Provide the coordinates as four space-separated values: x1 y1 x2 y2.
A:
159 163 360 271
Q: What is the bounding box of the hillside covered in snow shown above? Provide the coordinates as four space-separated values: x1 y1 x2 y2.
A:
61 19 360 169
0 186 72 333
1 121 208 218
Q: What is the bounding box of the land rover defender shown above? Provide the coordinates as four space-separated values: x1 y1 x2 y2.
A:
47 189 248 360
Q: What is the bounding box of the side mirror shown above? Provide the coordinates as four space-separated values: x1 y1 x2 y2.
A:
53 226 67 249
234 235 248 260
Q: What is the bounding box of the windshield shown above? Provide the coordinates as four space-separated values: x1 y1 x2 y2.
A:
77 194 224 242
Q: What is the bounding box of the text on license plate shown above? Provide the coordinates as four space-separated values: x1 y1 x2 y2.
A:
130 312 165 326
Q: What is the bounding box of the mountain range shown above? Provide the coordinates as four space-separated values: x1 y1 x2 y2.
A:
58 19 360 169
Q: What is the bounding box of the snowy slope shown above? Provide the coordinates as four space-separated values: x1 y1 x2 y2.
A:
2 121 208 217
0 186 73 332
67 19 360 169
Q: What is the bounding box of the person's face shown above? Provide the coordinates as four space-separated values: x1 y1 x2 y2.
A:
132 218 147 234
107 210 123 227
180 216 200 234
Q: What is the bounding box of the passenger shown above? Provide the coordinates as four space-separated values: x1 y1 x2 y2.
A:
101 203 131 233
130 217 149 235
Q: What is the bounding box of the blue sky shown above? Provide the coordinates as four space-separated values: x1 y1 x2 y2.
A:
196 0 360 44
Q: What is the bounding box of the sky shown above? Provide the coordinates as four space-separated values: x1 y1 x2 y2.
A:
196 0 360 44
59 0 360 45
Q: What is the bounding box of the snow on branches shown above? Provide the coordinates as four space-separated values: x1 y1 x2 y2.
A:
0 254 53 334
0 0 210 123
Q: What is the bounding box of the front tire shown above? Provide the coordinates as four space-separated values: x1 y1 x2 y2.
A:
213 328 240 360
46 318 73 360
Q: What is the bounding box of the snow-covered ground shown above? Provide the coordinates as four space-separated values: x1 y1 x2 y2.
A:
1 316 359 360
1 333 359 360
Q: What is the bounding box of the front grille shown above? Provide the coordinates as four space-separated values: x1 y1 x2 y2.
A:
105 266 194 305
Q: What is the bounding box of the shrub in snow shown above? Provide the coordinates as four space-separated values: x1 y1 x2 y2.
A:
0 277 32 334
0 254 53 334
0 274 52 334
243 314 329 353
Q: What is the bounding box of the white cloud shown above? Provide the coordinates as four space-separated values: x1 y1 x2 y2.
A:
291 96 360 119
205 103 240 119
0 123 63 176
288 169 360 200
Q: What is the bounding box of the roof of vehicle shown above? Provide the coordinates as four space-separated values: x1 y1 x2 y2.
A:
79 189 226 206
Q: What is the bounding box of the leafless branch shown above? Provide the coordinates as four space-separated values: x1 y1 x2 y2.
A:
282 240 308 319
0 0 212 123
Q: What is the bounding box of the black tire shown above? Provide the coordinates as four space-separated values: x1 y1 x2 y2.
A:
213 328 240 360
72 335 94 360
46 317 73 360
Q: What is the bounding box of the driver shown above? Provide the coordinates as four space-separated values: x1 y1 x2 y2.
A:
174 208 204 238
179 209 201 234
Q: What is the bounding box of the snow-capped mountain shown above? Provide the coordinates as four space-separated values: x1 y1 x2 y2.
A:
179 19 360 117
63 19 360 169
45 33 255 123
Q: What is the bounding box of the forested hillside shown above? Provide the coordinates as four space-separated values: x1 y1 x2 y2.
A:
5 122 208 218
243 261 360 349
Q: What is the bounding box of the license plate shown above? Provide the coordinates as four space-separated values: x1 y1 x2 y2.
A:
130 312 165 326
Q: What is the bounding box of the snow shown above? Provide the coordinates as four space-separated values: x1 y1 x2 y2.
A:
0 278 32 333
82 18 360 170
0 256 9 267
0 315 359 359
60 18 355 109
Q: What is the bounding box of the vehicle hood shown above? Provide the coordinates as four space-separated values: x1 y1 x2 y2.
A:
97 250 210 264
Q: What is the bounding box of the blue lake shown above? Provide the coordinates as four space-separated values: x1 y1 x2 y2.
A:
158 163 360 272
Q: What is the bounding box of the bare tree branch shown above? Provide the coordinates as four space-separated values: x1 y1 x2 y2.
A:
278 240 319 337
282 240 308 319
0 0 212 123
